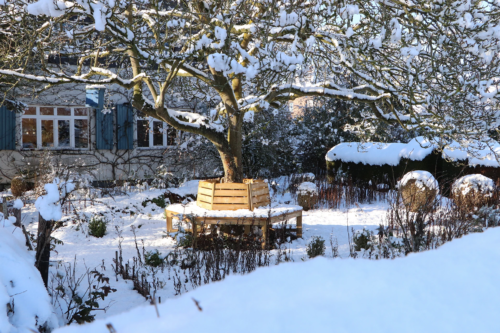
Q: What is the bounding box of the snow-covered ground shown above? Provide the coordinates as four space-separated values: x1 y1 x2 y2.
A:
54 226 500 333
15 184 389 324
6 179 498 332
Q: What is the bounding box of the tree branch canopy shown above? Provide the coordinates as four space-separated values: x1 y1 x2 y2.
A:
1 0 500 180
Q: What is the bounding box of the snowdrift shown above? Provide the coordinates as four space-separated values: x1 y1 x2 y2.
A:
55 228 500 333
0 223 56 333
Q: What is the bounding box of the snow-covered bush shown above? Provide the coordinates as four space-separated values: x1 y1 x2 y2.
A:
0 224 57 332
297 182 318 211
144 250 164 267
452 174 496 213
397 171 438 212
306 236 325 258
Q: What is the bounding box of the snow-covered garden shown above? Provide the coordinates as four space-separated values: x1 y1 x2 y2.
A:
3 0 500 332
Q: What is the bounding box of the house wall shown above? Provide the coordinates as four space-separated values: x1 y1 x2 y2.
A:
0 88 219 188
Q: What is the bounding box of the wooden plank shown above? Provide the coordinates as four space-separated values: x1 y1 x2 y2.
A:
213 196 248 204
251 188 269 197
198 193 213 203
251 182 268 189
248 183 253 211
252 193 270 203
215 183 248 190
211 204 250 210
210 182 216 210
197 201 212 210
198 187 213 196
213 189 247 196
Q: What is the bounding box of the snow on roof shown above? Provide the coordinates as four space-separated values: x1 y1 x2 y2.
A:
54 228 500 333
325 137 436 166
326 137 500 168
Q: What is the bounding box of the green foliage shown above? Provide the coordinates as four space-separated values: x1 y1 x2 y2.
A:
142 195 166 209
353 229 372 251
306 236 326 258
88 216 107 238
177 233 194 248
145 250 164 267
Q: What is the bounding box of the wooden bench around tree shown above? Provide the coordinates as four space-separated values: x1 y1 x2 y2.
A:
165 202 303 249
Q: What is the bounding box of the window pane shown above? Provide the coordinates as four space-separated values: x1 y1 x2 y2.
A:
167 126 177 146
25 107 36 115
40 107 54 115
41 120 54 147
137 120 149 147
74 108 89 116
22 118 37 149
153 121 164 146
57 107 71 116
58 120 70 147
75 119 89 148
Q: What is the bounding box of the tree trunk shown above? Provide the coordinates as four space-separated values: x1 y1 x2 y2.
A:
219 112 244 183
35 214 53 287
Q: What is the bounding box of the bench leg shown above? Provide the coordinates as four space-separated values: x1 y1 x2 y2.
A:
166 211 173 232
261 219 269 250
192 220 197 249
296 213 303 238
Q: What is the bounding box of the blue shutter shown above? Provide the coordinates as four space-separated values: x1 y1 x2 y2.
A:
0 106 16 150
95 108 114 150
86 87 112 149
117 104 134 150
86 87 105 109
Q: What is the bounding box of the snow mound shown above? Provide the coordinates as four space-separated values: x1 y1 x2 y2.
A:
397 170 439 191
325 137 435 166
0 225 56 333
35 180 62 221
452 174 495 196
168 180 200 197
54 228 500 333
297 182 318 194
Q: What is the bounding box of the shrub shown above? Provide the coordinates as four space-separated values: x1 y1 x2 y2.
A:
398 171 438 213
306 236 326 258
142 195 166 208
11 176 28 197
88 216 107 238
145 250 164 267
451 174 496 213
353 229 372 251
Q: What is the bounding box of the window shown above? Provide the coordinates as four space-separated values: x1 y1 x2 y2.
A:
306 99 314 108
21 106 90 149
136 115 176 148
288 102 294 113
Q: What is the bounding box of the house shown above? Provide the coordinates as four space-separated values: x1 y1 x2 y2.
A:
0 86 216 190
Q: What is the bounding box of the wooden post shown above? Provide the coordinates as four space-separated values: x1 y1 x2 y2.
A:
13 208 21 227
166 210 173 232
261 218 269 250
1 198 7 220
296 212 303 238
247 183 253 211
210 182 216 210
192 218 197 249
35 213 53 287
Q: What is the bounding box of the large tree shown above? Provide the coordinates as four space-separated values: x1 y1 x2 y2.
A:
1 0 500 182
